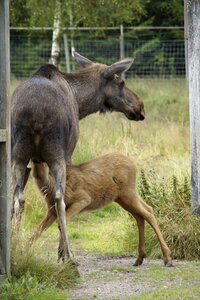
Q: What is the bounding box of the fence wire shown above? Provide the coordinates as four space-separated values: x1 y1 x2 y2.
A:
10 31 185 79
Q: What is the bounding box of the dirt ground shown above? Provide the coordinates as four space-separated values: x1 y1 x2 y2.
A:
68 253 200 300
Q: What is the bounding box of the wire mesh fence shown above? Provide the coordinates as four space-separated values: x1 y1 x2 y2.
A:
10 29 186 79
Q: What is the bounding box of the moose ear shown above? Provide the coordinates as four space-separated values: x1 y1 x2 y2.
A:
73 51 93 68
104 58 133 79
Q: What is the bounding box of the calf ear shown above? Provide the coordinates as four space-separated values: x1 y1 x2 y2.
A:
73 51 93 68
104 58 133 79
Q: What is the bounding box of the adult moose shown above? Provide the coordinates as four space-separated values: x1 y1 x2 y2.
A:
11 52 145 261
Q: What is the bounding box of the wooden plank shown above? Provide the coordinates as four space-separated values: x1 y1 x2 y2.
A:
185 0 200 215
0 0 11 279
0 129 7 142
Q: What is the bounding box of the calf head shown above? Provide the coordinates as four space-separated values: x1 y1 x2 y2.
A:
74 52 145 121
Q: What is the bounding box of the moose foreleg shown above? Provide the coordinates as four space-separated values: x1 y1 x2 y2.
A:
50 160 73 261
58 191 91 262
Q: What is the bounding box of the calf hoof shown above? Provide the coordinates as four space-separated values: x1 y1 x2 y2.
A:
71 259 79 267
164 261 174 267
133 259 143 267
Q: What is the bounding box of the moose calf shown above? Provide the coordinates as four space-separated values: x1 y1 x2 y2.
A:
31 153 173 267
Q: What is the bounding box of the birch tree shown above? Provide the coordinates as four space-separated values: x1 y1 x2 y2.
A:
50 0 62 67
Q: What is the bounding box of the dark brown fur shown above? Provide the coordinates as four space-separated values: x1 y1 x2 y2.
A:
31 153 173 267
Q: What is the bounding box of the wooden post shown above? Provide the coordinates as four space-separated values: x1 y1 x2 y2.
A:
0 0 11 279
185 0 200 215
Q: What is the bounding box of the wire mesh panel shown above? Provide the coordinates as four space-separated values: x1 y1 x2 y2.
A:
10 30 186 79
10 31 52 78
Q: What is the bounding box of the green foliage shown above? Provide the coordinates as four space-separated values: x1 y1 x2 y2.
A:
10 0 184 43
138 170 200 260
0 274 66 300
10 0 184 29
11 232 79 289
10 0 146 28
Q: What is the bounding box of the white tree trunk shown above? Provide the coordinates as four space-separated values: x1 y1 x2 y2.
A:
50 0 61 67
185 0 200 215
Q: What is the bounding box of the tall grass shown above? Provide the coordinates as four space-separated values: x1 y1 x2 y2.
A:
138 169 200 259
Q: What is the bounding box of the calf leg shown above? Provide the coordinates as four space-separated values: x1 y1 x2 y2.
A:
132 213 146 266
116 199 146 266
117 190 173 267
30 206 57 243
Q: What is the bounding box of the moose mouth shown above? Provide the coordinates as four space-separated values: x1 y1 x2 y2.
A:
126 111 145 121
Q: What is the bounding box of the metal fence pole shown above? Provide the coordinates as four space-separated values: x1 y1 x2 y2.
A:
0 0 11 280
184 0 188 82
120 24 125 79
63 33 71 73
120 24 125 60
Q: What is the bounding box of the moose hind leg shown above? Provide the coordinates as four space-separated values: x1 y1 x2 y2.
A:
49 159 73 261
12 161 27 227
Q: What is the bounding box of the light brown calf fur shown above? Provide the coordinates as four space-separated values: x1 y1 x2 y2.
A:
31 153 173 267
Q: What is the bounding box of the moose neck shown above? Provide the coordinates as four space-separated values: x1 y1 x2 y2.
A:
65 66 105 120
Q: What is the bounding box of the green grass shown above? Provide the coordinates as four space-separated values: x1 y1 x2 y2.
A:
8 78 198 299
0 274 67 300
128 262 200 299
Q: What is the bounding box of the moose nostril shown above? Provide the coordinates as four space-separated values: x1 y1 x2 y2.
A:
140 113 145 120
140 108 145 120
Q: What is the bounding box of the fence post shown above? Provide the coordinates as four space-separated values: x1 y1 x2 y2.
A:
120 24 125 79
63 33 71 73
0 0 11 280
184 1 188 82
185 0 200 215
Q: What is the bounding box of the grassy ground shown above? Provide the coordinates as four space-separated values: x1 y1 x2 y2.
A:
129 261 200 300
2 78 200 299
68 255 200 299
